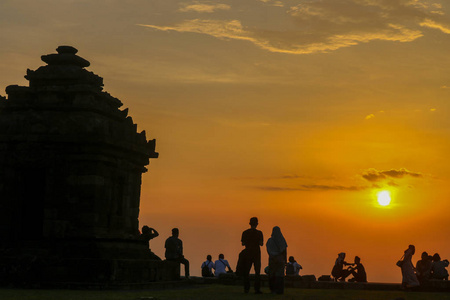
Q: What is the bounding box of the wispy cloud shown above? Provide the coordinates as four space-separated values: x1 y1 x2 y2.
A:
138 20 422 54
139 0 448 54
247 167 424 192
179 2 231 13
255 184 366 192
420 19 450 34
365 114 375 120
362 168 423 182
259 0 284 7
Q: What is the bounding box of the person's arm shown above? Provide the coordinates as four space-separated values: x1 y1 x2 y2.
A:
226 260 233 271
179 240 184 257
259 232 264 246
241 231 246 246
150 228 159 238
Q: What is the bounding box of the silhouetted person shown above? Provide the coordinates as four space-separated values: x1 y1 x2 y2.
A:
400 245 420 288
165 228 190 279
286 256 302 276
431 253 449 280
140 225 160 260
214 253 232 277
266 226 287 294
201 255 214 277
331 252 352 281
241 217 264 294
347 256 367 282
416 252 432 283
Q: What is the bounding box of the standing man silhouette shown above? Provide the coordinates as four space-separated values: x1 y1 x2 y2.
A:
241 217 264 294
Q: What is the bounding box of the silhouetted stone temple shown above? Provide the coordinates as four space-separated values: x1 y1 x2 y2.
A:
0 46 162 286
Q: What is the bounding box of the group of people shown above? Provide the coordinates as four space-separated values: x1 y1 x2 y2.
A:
140 226 191 278
201 254 233 277
331 252 367 282
140 222 448 294
237 217 302 294
399 245 449 289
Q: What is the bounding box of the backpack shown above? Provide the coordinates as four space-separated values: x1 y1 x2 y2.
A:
286 262 295 275
202 261 212 277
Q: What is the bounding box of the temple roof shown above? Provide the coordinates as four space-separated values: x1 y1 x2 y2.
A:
41 46 90 68
25 46 103 90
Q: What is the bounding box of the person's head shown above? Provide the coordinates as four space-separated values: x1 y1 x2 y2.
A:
407 244 415 255
219 253 224 259
355 256 361 264
421 251 429 260
249 217 258 228
288 256 295 263
172 228 179 237
141 225 150 234
432 253 441 262
207 255 212 261
271 226 282 237
338 252 346 259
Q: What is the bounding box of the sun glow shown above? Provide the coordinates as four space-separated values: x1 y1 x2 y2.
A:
377 190 391 206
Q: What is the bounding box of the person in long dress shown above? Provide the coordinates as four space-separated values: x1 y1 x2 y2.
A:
266 226 288 294
401 245 420 289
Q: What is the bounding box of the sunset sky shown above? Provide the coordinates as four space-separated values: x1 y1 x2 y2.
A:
2 0 450 283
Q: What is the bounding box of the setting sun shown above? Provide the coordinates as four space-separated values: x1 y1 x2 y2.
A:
377 191 391 206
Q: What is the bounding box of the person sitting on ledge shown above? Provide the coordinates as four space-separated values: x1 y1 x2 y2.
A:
347 256 367 282
285 256 302 276
331 252 353 282
431 253 449 280
416 251 432 283
201 255 215 277
214 254 233 277
165 228 190 279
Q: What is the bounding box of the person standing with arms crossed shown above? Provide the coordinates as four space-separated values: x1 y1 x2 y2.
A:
241 217 264 294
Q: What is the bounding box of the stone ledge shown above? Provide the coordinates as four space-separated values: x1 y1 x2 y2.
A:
213 274 450 292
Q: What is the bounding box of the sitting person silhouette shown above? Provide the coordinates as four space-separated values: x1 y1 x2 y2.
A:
416 252 432 283
140 225 160 260
165 228 190 279
431 253 449 280
214 254 233 277
201 255 215 277
347 256 367 282
331 252 353 282
286 256 302 276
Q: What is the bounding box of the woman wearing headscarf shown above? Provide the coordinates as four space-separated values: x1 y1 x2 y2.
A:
400 245 420 289
266 226 288 294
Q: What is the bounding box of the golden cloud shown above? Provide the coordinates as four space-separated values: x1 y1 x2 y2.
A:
179 2 231 13
139 0 448 55
420 19 450 34
138 20 422 54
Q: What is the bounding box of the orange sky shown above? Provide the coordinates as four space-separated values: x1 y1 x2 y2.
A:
2 0 450 283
